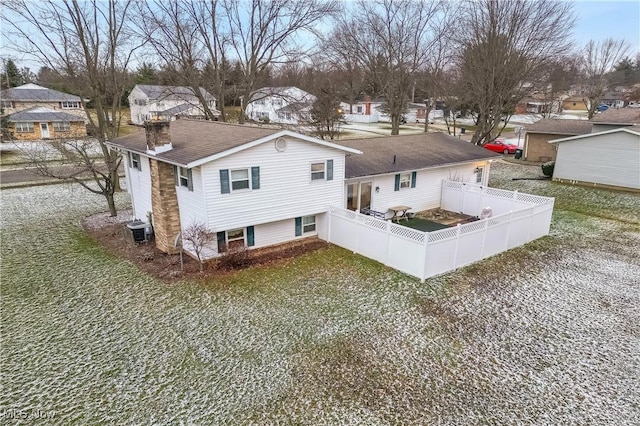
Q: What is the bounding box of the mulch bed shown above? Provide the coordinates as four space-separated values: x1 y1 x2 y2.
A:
82 212 329 282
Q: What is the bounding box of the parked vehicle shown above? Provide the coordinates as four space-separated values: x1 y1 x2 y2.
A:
482 138 519 154
596 104 609 112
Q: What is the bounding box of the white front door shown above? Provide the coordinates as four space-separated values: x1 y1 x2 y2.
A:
40 123 50 139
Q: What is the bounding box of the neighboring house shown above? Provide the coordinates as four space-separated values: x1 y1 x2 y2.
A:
6 107 87 140
244 86 315 125
601 91 626 108
561 95 588 112
590 108 640 132
128 85 219 125
341 96 384 123
549 127 640 191
515 96 560 115
108 119 499 259
404 103 444 123
0 83 87 121
523 119 592 162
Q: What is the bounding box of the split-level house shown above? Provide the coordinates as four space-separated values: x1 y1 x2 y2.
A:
108 119 499 259
128 85 219 125
1 83 88 140
245 86 315 125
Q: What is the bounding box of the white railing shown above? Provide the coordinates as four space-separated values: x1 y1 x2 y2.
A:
326 181 554 282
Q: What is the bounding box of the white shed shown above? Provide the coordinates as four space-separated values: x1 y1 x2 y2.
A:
550 127 640 191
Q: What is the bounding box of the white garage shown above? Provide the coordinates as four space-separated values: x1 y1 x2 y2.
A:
550 127 640 191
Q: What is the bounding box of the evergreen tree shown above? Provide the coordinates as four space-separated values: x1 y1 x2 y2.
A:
2 59 23 88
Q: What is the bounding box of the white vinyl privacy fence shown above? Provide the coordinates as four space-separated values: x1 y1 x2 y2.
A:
326 180 554 282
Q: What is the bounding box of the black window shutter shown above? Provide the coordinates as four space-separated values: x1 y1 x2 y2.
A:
295 217 302 236
411 171 417 188
251 166 260 189
220 169 230 194
394 174 400 191
327 159 334 181
173 165 179 186
217 231 226 253
187 168 194 191
247 226 255 246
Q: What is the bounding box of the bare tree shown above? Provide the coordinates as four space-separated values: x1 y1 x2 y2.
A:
579 38 629 119
458 0 575 145
3 0 141 216
310 84 345 140
222 0 339 124
135 1 221 121
328 0 450 135
182 221 213 272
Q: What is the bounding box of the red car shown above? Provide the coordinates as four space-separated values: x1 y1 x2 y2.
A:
482 139 519 154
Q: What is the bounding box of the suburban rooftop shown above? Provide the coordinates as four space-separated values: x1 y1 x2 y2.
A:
525 119 592 135
590 108 640 125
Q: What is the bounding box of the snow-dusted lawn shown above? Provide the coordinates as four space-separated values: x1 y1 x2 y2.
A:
1 162 639 424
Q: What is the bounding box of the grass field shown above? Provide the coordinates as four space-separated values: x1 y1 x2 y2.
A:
1 162 639 424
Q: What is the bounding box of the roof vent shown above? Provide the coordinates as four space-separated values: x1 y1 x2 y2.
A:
275 137 287 152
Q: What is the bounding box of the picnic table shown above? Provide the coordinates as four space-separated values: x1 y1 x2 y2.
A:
389 205 411 222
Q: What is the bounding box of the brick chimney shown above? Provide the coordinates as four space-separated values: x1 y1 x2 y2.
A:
145 120 173 154
365 96 371 116
149 159 182 254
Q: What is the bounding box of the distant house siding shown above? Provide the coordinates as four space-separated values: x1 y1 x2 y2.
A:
554 132 640 190
524 133 559 162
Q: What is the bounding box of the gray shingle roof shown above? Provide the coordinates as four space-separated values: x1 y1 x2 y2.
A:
134 85 216 101
1 83 81 102
525 119 592 135
109 120 282 165
339 133 501 178
7 107 84 122
590 108 640 124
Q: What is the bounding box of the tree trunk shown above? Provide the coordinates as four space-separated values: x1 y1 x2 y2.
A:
390 114 400 135
106 191 117 217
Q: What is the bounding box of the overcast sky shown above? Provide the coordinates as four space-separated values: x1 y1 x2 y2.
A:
570 0 640 55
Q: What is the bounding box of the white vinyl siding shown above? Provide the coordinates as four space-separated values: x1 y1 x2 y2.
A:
554 131 640 190
202 138 344 230
177 166 208 229
126 153 152 221
348 163 491 216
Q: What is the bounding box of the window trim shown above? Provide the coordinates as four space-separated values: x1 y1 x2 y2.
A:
475 166 484 184
226 228 245 247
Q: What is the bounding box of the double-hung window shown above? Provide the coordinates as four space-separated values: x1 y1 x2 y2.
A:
231 169 250 190
53 121 71 132
400 173 412 189
129 152 141 171
173 166 193 191
476 166 484 184
15 122 34 133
